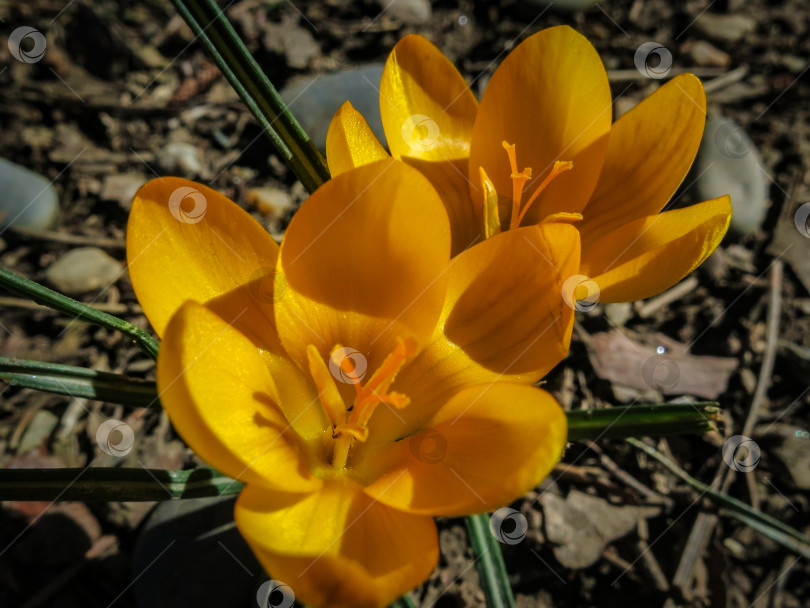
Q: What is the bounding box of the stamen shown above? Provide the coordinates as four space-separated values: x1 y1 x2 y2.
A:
480 167 501 239
355 337 418 409
308 337 419 471
502 141 532 231
515 160 574 227
307 344 345 428
540 211 583 225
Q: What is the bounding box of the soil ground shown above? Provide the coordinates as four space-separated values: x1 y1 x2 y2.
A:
1 1 809 607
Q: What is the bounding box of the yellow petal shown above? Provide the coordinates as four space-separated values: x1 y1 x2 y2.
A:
127 177 281 353
235 480 438 608
380 35 478 162
364 223 579 445
275 159 450 372
400 156 484 256
362 383 567 516
582 196 732 302
157 301 324 491
468 26 612 224
326 101 390 176
442 222 580 377
582 74 707 243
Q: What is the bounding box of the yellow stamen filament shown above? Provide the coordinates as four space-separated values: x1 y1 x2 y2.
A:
306 344 345 428
489 142 574 234
515 160 574 227
502 141 533 231
310 337 418 470
480 167 501 239
539 211 583 225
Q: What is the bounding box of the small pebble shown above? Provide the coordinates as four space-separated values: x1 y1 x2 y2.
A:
246 187 294 220
156 142 202 176
46 247 122 295
280 64 386 150
100 173 147 211
17 410 59 455
377 0 431 24
695 117 769 236
695 13 756 42
686 40 731 67
0 158 60 232
605 302 633 327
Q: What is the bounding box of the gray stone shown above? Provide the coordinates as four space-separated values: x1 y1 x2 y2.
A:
100 173 147 211
378 0 431 24
280 64 386 150
18 410 59 454
695 117 769 236
0 158 60 232
156 142 202 176
695 13 756 42
45 247 122 295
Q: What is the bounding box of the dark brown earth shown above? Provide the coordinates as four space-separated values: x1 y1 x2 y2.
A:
1 1 809 607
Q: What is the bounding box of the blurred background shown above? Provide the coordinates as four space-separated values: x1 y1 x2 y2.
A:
0 1 808 606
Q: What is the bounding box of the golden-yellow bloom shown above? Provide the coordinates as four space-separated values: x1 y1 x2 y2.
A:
327 25 732 303
126 159 575 607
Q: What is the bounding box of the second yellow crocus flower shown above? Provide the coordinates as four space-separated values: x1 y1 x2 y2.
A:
327 25 732 304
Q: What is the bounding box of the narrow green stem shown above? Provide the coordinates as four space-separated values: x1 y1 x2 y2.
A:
387 596 417 608
0 358 158 407
566 403 720 442
465 512 516 608
627 438 810 559
170 0 330 193
0 467 243 501
0 267 159 359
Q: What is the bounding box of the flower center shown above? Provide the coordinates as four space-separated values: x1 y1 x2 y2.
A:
479 141 575 238
306 337 418 470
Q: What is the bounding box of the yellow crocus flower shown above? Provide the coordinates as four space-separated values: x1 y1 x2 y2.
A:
127 159 574 607
327 25 732 303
